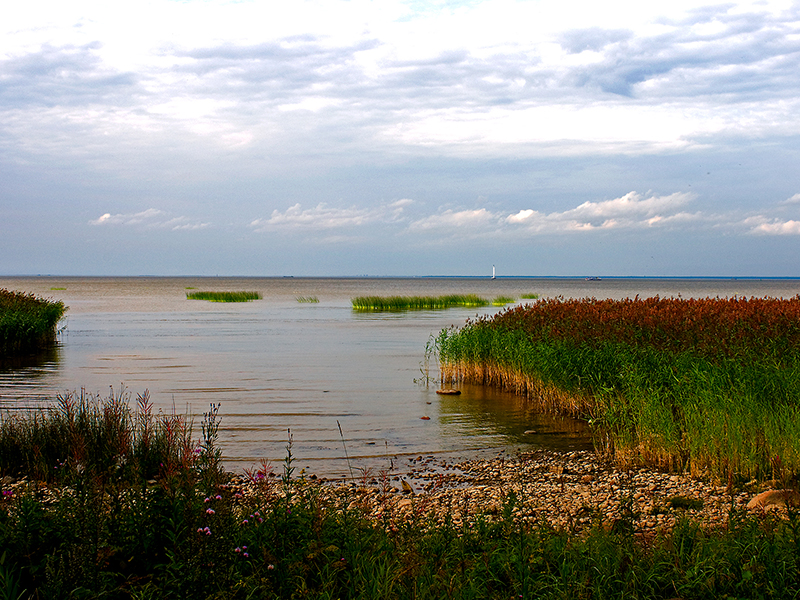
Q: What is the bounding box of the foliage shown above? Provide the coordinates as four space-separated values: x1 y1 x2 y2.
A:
2 397 800 598
437 296 800 481
185 291 262 302
0 289 66 356
296 296 320 303
352 295 489 312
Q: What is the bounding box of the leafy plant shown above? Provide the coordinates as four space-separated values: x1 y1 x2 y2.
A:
185 291 261 302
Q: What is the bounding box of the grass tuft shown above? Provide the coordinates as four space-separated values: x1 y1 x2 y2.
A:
0 289 66 356
296 296 319 303
491 296 515 306
352 294 489 312
186 291 261 302
520 293 539 299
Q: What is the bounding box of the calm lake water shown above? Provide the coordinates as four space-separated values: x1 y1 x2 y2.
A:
2 276 798 476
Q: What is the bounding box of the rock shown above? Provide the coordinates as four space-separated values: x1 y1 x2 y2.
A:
747 489 800 510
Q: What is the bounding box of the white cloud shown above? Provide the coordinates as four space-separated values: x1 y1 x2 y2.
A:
89 208 209 230
782 193 800 204
409 208 499 231
504 192 697 233
745 217 800 235
3 0 800 164
250 200 410 232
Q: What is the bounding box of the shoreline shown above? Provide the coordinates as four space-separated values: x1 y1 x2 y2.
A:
230 449 793 535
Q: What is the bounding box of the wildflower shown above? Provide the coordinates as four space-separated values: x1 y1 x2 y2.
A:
204 527 212 535
206 508 215 515
204 497 211 503
241 519 249 525
234 547 241 553
215 494 222 500
267 564 275 570
243 552 249 558
1 490 12 499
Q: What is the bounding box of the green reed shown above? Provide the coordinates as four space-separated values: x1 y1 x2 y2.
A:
352 294 489 312
0 289 66 356
491 295 515 306
520 293 539 299
437 296 800 482
186 290 262 302
296 296 320 303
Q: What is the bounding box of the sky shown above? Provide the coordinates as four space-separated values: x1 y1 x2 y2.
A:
2 0 800 277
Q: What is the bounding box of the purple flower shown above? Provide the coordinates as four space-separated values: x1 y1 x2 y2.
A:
206 508 215 515
204 527 212 536
215 494 222 500
243 552 249 558
241 519 249 525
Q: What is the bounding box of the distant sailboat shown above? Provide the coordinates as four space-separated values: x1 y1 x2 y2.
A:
491 265 496 280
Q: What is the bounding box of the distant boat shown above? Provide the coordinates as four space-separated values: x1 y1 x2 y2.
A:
491 265 496 280
585 276 601 281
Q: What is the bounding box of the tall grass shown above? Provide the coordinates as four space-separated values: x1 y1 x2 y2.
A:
352 294 488 312
437 296 800 482
296 296 320 303
0 289 66 356
0 388 199 484
186 291 262 302
2 398 800 598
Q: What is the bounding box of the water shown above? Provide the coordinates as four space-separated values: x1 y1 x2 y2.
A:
1 276 798 476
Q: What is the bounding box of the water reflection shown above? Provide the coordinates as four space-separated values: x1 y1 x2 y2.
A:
0 346 62 406
436 383 593 452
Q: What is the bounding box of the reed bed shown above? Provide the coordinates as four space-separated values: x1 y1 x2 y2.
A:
0 289 66 356
437 296 800 482
296 296 319 303
186 290 262 302
352 294 489 312
491 295 515 306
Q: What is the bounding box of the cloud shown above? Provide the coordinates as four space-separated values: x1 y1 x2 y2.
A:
745 217 800 235
505 191 698 233
409 208 499 231
403 191 701 238
4 0 800 165
89 208 209 230
782 193 800 204
250 199 412 232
